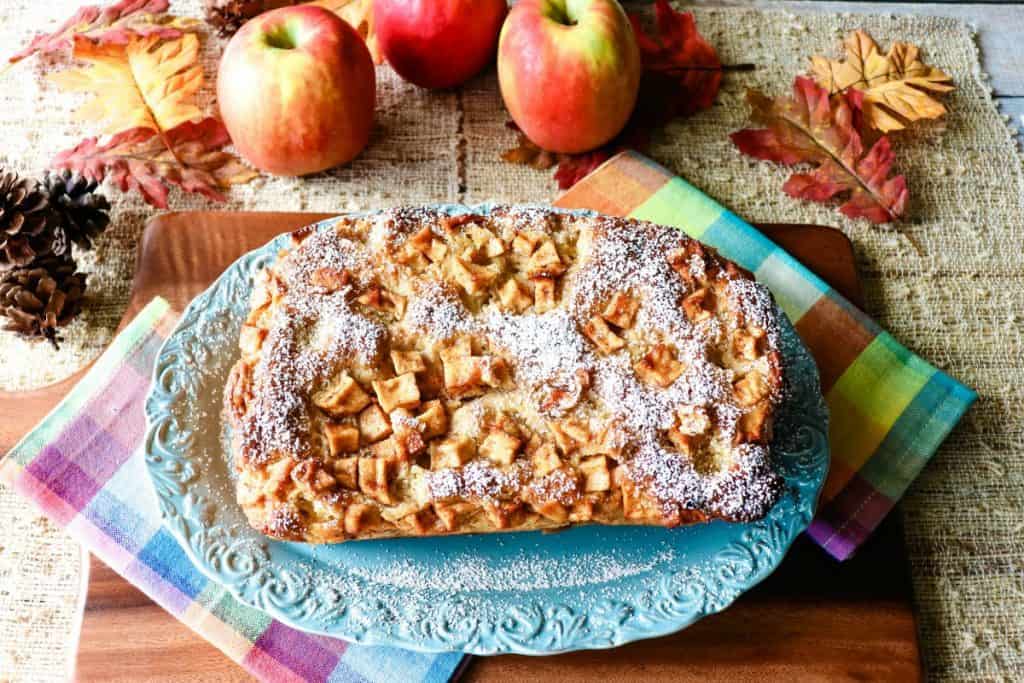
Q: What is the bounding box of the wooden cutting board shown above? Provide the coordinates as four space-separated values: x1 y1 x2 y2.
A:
0 212 922 682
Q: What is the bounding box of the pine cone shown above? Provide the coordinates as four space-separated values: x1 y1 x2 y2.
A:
43 170 111 252
0 255 86 349
0 170 56 269
204 0 298 36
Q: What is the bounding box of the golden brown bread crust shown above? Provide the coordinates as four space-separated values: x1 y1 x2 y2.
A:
225 206 784 543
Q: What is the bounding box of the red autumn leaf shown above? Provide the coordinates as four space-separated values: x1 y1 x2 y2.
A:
554 150 614 190
501 121 627 190
629 0 723 123
51 117 257 208
10 0 193 65
730 76 908 223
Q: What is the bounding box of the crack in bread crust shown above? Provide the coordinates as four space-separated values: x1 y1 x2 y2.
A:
225 207 785 543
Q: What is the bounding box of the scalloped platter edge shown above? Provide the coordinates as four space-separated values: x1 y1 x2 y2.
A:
142 205 830 656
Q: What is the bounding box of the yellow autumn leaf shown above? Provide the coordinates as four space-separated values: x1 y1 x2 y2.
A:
310 0 382 64
49 33 203 136
810 29 954 132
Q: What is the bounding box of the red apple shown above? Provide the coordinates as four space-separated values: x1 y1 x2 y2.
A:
498 0 641 154
217 6 376 176
374 0 507 89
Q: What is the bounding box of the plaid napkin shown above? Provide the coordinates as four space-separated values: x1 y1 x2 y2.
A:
556 151 977 560
0 298 468 683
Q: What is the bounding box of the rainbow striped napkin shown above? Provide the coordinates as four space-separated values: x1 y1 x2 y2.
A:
0 298 468 683
556 151 976 560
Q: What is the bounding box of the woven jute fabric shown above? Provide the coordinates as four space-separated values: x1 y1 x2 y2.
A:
1 2 1021 680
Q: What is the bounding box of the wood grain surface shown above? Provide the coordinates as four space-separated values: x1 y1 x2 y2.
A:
39 211 919 681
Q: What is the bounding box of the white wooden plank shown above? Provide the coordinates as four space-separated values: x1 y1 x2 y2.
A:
998 98 1024 140
1000 97 1024 121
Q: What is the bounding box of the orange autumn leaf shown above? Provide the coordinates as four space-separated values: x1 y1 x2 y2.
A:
9 0 196 65
52 118 258 208
49 34 203 139
501 123 559 170
311 0 382 64
730 76 908 224
809 29 954 132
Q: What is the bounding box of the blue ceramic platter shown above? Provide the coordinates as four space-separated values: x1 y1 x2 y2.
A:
143 206 829 656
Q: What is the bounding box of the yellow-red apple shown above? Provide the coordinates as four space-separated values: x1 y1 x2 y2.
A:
374 0 507 89
217 6 376 176
498 0 641 154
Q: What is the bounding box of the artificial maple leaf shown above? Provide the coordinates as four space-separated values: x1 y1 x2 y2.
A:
51 118 258 208
49 33 203 144
500 123 626 190
628 0 723 124
311 0 382 64
554 150 615 190
730 76 908 224
501 123 559 170
9 0 196 65
810 29 953 132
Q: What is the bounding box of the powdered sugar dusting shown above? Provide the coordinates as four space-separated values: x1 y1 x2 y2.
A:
341 546 677 592
404 280 474 342
527 468 580 506
281 229 372 292
484 308 593 390
237 207 784 524
588 346 780 521
240 228 386 464
263 505 304 537
727 278 780 345
570 220 694 342
305 292 386 364
426 461 527 502
592 352 730 434
378 206 450 245
492 204 563 235
627 441 780 522
688 253 707 280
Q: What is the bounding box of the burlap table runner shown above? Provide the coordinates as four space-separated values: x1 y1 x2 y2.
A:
1 2 1021 679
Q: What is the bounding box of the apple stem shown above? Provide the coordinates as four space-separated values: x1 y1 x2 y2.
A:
722 63 757 72
659 63 756 75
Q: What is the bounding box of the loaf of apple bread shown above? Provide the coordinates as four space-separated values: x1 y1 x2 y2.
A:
224 206 784 543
